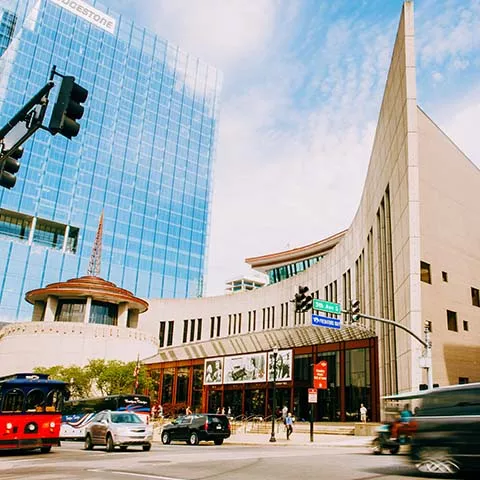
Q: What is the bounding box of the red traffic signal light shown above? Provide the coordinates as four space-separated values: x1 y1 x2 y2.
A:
49 76 88 139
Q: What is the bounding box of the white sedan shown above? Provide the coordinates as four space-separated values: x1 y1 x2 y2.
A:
84 410 153 452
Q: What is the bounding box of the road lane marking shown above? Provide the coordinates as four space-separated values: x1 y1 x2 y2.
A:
88 469 186 480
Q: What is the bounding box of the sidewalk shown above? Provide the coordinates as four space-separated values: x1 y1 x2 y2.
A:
224 431 374 447
152 428 374 448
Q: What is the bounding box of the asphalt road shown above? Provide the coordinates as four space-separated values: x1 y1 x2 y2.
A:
0 441 472 480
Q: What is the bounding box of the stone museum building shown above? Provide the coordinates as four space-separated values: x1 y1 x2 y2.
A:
0 2 478 423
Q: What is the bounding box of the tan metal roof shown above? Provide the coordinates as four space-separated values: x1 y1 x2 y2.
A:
143 324 376 364
245 230 347 272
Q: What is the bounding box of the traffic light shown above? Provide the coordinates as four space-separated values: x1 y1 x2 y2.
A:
424 320 432 332
0 146 23 189
49 76 88 139
350 299 360 322
294 286 313 313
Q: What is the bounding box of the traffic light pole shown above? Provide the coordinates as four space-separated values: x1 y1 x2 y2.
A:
344 310 433 390
0 81 54 141
1 65 88 189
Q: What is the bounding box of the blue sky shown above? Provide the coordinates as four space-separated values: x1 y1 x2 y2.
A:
100 0 480 296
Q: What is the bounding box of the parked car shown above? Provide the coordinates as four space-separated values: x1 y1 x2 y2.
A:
84 410 153 452
410 382 480 474
161 413 230 445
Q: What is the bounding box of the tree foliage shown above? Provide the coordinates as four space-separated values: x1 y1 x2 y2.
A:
34 359 153 399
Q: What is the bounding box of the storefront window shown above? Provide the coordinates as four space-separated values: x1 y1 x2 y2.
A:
176 367 189 404
245 389 265 417
207 390 222 414
294 354 312 381
192 365 203 413
345 348 371 421
223 389 242 418
315 352 340 421
162 368 174 414
150 370 160 403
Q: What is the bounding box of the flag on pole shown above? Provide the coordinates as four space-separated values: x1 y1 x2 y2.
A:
133 354 140 393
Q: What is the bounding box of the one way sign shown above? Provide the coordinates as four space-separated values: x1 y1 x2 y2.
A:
311 314 341 330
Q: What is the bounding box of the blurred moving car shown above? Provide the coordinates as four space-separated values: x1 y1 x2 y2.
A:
410 382 480 474
84 410 153 452
161 413 230 445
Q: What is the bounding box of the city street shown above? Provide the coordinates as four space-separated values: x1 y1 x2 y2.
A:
0 441 471 480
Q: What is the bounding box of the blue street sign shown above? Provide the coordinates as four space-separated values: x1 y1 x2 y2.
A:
311 314 342 329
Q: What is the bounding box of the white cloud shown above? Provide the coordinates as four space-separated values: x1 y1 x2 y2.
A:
432 86 480 166
137 0 280 73
99 0 480 297
415 0 480 68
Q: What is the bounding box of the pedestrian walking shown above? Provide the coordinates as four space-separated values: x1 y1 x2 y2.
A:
285 412 293 440
360 403 367 423
186 405 192 415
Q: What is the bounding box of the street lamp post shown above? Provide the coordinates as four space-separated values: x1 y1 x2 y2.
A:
269 346 279 443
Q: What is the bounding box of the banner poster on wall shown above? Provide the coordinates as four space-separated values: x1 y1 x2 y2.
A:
267 349 293 381
204 357 224 385
224 353 267 384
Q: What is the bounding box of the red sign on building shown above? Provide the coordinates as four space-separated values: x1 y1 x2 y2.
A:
313 360 328 389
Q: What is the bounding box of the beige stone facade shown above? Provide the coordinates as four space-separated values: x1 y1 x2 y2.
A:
0 1 478 397
140 1 479 395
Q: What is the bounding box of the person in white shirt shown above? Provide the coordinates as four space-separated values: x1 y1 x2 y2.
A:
360 403 368 423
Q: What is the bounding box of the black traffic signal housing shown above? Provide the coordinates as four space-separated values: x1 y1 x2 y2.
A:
350 299 360 322
424 320 432 332
49 76 88 139
0 146 23 189
294 286 313 313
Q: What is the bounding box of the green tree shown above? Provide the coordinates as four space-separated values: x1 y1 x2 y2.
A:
34 359 153 398
33 365 92 398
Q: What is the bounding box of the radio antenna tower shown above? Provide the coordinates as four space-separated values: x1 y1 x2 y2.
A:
87 211 103 277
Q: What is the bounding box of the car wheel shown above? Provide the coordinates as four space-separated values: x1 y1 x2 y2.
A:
84 434 94 450
40 446 52 453
214 439 224 446
188 432 199 446
161 432 171 445
416 447 460 475
119 446 128 451
142 444 151 452
106 434 115 453
372 438 383 455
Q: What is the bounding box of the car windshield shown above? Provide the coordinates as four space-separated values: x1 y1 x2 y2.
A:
111 413 143 424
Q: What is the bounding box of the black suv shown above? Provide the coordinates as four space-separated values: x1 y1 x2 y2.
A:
410 382 480 474
161 414 230 445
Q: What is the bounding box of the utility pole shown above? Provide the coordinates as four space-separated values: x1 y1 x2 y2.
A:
345 308 433 390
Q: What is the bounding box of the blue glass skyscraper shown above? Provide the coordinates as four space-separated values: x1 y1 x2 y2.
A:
0 0 221 321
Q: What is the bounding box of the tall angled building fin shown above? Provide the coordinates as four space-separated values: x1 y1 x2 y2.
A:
87 211 104 277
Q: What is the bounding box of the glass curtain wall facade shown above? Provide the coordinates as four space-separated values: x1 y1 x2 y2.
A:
0 0 221 321
147 339 380 421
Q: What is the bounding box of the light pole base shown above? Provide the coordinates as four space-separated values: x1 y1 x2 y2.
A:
269 434 276 443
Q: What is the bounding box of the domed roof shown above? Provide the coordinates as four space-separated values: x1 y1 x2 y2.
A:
25 276 148 313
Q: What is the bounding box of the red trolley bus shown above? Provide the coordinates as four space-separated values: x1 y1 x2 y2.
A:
0 373 68 452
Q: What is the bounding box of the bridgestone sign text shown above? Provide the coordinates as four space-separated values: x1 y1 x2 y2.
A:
51 0 116 35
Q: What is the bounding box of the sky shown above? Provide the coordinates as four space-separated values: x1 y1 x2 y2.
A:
100 0 480 297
